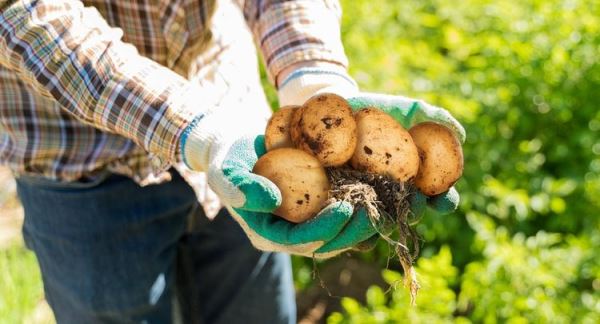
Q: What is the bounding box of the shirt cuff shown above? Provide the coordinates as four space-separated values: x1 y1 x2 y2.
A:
277 65 358 106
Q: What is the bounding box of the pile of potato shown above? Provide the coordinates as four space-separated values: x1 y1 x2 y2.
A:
253 93 463 223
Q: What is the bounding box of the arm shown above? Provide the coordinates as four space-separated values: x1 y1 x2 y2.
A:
240 0 357 106
0 0 370 257
241 0 349 86
0 0 212 167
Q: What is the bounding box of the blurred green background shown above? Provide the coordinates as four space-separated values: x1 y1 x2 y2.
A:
287 0 600 322
1 0 599 322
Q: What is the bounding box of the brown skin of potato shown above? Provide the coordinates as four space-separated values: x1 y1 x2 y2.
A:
409 122 464 196
252 148 330 223
350 108 420 182
289 104 305 147
265 106 300 151
292 93 357 167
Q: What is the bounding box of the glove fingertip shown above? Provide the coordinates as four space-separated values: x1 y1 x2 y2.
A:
409 191 428 217
428 187 460 215
437 110 466 143
238 174 282 212
253 135 268 157
455 123 467 144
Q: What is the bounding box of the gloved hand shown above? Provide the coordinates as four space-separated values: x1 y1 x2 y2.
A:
346 93 464 216
180 104 379 258
278 65 466 216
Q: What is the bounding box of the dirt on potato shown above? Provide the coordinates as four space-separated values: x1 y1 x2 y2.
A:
292 94 357 167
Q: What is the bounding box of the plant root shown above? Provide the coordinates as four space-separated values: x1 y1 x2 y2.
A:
326 167 421 304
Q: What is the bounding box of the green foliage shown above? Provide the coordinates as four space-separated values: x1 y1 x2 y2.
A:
315 0 600 322
328 246 464 324
0 244 45 323
458 213 599 323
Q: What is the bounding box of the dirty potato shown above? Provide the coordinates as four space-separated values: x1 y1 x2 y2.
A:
265 106 299 151
409 122 464 196
292 93 357 167
252 148 330 223
350 108 420 182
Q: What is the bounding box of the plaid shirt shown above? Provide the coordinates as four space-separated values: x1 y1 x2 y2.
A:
0 0 348 185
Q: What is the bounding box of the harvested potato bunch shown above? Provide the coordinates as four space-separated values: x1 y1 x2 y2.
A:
253 148 330 223
409 122 464 196
264 106 299 151
255 94 465 304
350 108 420 182
291 93 357 167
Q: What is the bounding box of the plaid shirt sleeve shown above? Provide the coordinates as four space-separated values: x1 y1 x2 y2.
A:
242 0 349 86
0 0 202 166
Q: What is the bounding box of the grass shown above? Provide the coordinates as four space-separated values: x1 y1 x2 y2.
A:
0 242 50 324
0 166 52 323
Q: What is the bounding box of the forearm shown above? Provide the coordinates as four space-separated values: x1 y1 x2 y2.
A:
0 0 206 165
242 0 349 87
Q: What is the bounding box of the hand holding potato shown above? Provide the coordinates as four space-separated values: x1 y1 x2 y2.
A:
274 67 466 304
253 148 330 223
344 92 466 215
266 91 466 216
257 92 465 303
218 135 379 258
277 66 466 214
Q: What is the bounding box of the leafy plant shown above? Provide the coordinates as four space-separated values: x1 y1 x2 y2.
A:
328 246 467 324
310 0 600 321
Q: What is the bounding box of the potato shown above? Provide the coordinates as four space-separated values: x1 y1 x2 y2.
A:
252 148 330 223
350 108 420 182
409 122 463 196
292 93 357 167
289 104 305 148
264 106 299 151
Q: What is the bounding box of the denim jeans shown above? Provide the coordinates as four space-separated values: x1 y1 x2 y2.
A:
16 170 296 324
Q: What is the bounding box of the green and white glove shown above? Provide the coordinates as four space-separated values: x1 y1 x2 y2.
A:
180 105 378 258
278 65 466 216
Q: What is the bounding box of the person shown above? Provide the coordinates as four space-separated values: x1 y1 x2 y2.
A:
0 0 465 323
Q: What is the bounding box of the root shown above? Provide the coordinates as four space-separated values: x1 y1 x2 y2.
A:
326 167 421 305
